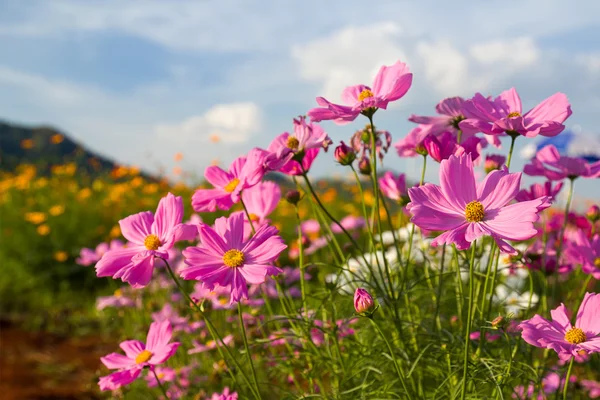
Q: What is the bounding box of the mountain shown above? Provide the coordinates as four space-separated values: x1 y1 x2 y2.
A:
0 121 119 176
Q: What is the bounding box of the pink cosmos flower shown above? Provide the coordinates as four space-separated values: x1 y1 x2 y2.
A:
96 288 136 310
566 230 600 280
152 303 203 333
95 193 196 288
180 213 286 304
460 88 572 137
582 380 600 398
331 215 365 234
524 145 600 180
189 334 234 355
268 116 331 166
407 154 550 254
145 366 176 388
423 131 465 163
379 171 408 203
98 321 180 391
267 134 320 175
241 181 281 234
484 154 506 173
301 219 321 234
191 149 266 212
515 181 564 203
307 61 412 124
209 387 239 400
512 372 564 399
77 240 124 266
395 126 429 157
409 96 466 136
519 292 600 361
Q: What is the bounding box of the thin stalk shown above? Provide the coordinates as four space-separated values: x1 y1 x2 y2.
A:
562 358 574 400
238 302 261 398
152 368 169 398
461 241 477 400
295 206 308 317
368 317 411 396
505 134 518 169
433 243 447 332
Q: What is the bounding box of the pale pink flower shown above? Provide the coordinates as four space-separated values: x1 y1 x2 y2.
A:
379 171 408 203
77 240 124 266
524 145 600 180
515 181 563 203
409 96 466 136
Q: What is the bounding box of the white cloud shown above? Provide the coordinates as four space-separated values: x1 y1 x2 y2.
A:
416 40 469 96
154 103 263 144
469 37 539 68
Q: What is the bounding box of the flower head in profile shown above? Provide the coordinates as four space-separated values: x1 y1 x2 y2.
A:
379 171 408 204
484 154 506 173
409 96 466 136
394 126 430 158
565 230 600 280
460 88 572 137
407 154 550 254
524 145 600 180
98 321 180 391
308 61 412 124
519 292 600 361
515 180 563 203
192 148 266 212
181 213 287 304
95 193 196 288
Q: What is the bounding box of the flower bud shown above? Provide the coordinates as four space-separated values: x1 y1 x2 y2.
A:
491 315 504 328
354 288 375 314
285 190 301 205
334 141 356 166
358 157 371 175
484 154 506 173
586 204 600 223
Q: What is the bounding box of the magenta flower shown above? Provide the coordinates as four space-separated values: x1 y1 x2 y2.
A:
515 181 564 203
189 334 234 355
524 145 600 180
241 181 281 232
354 288 375 314
98 321 180 391
379 171 408 203
423 131 464 163
582 380 600 398
307 61 412 124
395 126 430 157
77 240 124 266
192 149 266 212
519 292 600 361
181 213 286 304
566 231 600 280
331 215 365 234
145 366 176 388
267 127 321 176
407 154 550 254
484 154 506 173
460 88 572 137
95 193 196 288
409 96 466 136
209 387 239 400
96 288 136 310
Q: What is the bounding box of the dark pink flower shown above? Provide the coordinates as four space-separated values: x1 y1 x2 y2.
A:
524 145 600 180
192 149 266 212
95 193 196 288
566 231 600 280
77 240 124 266
407 154 549 254
98 321 180 391
409 96 466 136
379 171 408 203
307 61 412 124
515 181 563 203
395 126 429 158
519 292 600 361
181 213 286 304
423 131 464 163
460 88 572 137
334 141 356 165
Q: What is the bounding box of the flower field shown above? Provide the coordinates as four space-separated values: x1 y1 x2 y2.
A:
2 60 600 400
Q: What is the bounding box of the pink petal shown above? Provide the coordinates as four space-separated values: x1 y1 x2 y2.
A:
149 342 180 365
100 352 134 370
465 222 489 242
482 199 544 241
439 154 477 210
536 145 561 164
576 293 600 336
408 183 464 216
191 188 234 213
120 340 145 359
341 84 368 106
198 223 228 254
146 320 173 353
371 61 412 103
119 251 155 288
204 165 231 188
98 368 141 391
238 264 269 284
523 92 572 124
223 212 245 249
95 247 143 278
498 87 522 113
119 211 154 244
242 224 287 263
550 303 573 332
151 193 184 245
477 168 521 209
430 223 470 250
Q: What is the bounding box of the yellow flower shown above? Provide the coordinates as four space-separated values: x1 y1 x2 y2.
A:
49 205 65 216
109 225 121 238
25 212 47 224
50 134 64 144
20 139 35 149
77 188 92 201
54 251 68 262
37 224 51 235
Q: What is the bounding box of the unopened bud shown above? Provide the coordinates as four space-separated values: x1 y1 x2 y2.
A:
586 205 599 223
491 315 504 328
484 154 506 173
285 190 301 205
358 157 371 175
334 141 356 166
354 288 375 314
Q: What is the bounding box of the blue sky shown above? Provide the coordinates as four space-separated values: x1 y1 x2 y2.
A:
0 0 599 202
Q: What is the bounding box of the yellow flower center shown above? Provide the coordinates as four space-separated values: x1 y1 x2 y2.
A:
144 234 161 251
135 349 153 364
114 289 122 297
594 258 600 268
287 136 300 150
507 111 521 118
564 327 586 344
223 249 245 267
248 213 259 222
465 201 485 222
224 178 240 193
358 89 374 102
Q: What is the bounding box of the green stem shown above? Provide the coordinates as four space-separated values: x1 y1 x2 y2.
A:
295 206 308 317
238 302 261 398
562 358 574 400
368 317 411 396
152 368 169 398
433 244 447 332
505 134 518 169
461 241 477 400
240 198 257 235
160 258 260 400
